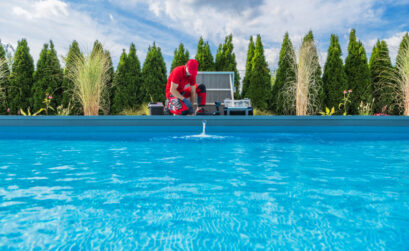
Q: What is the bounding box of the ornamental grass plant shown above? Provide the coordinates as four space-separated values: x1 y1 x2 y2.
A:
66 49 111 116
0 58 7 80
386 36 409 116
0 58 7 102
284 40 321 115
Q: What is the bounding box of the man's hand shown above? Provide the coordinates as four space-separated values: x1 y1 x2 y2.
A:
170 82 185 100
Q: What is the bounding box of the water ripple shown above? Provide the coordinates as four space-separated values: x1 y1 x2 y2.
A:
0 135 408 249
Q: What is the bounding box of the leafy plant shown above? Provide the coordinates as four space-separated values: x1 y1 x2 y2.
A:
320 107 335 116
374 105 389 116
358 99 374 115
56 104 71 116
20 107 44 116
253 108 274 115
339 89 352 115
43 92 54 115
120 103 149 115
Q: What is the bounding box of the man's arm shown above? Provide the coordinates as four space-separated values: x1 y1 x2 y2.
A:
190 85 196 105
170 82 185 100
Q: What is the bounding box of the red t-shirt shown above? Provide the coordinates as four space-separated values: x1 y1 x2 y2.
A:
166 65 196 98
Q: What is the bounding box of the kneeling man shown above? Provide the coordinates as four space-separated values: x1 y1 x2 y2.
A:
166 59 206 115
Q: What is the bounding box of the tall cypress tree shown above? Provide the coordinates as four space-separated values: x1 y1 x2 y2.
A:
369 40 393 113
48 42 63 107
112 43 142 114
322 34 347 111
241 36 255 99
91 40 103 56
214 44 223 71
111 50 128 114
272 33 297 115
31 41 63 114
0 44 10 114
127 43 142 105
248 35 271 110
8 39 34 114
195 37 215 71
196 37 204 66
171 43 189 71
344 29 371 114
202 42 215 71
31 44 49 111
62 40 83 114
141 43 167 103
215 34 241 98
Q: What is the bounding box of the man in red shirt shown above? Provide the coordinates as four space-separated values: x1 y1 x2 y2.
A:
165 59 207 115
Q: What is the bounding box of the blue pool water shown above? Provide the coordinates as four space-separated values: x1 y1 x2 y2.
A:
0 127 409 250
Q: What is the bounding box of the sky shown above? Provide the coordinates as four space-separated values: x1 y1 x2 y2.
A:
1 0 409 76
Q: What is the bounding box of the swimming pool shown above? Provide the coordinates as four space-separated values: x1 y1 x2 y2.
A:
0 124 408 249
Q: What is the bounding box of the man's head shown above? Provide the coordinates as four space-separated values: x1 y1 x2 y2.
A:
186 59 198 77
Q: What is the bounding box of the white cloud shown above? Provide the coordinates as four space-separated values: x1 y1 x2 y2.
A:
0 0 147 67
13 0 68 20
264 47 281 71
122 0 386 70
1 0 408 75
365 32 408 63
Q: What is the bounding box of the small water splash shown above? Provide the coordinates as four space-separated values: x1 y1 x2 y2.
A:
173 120 226 140
202 120 207 136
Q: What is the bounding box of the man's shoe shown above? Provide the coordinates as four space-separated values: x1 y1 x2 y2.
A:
195 107 211 115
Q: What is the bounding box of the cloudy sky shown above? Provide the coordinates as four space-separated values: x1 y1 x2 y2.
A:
1 0 409 75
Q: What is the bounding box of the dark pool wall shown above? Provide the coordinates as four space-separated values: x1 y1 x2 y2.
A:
1 116 409 127
0 116 409 140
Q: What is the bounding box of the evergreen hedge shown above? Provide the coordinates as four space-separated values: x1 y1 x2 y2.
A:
141 43 167 103
8 39 34 114
345 29 372 114
322 34 347 111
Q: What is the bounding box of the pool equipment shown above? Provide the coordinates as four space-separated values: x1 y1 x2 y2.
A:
223 98 253 115
213 102 221 115
196 72 235 105
148 102 164 115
